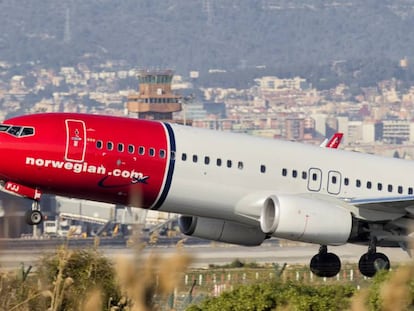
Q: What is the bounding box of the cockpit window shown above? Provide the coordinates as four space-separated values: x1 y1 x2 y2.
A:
21 127 34 136
8 126 22 136
0 125 10 132
0 124 35 137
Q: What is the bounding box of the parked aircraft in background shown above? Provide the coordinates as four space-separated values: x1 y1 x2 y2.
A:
0 113 412 278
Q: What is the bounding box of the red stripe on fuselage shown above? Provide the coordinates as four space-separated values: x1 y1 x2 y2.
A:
0 113 170 208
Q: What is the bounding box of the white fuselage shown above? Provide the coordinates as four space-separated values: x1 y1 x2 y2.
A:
162 124 413 223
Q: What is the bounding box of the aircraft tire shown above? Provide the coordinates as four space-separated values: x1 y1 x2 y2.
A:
358 252 390 277
25 210 43 226
310 252 341 278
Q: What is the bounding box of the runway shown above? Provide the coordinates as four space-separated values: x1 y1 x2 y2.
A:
0 239 411 271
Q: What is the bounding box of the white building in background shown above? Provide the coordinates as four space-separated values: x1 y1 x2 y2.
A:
255 76 306 91
362 122 375 143
337 116 349 144
347 121 363 144
311 113 327 137
382 120 410 143
410 123 414 142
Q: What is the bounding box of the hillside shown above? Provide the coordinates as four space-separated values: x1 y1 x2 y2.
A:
1 0 414 81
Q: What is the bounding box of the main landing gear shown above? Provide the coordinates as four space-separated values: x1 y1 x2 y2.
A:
25 200 43 226
310 240 390 278
310 245 341 278
358 238 390 278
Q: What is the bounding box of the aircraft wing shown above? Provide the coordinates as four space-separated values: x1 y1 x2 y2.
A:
345 196 414 222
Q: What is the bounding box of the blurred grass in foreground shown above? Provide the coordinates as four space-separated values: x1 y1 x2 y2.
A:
1 231 414 311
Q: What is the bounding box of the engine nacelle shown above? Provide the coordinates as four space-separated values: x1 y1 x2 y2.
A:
260 195 352 245
178 215 267 246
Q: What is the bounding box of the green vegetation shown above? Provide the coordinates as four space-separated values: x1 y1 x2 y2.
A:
0 245 122 311
2 245 414 311
186 281 355 311
0 236 191 311
186 263 414 311
37 246 120 310
208 258 263 269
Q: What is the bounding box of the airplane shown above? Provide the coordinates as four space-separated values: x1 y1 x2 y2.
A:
0 112 412 278
320 132 343 149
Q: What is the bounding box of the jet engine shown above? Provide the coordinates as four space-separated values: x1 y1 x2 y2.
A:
178 215 267 246
260 195 353 245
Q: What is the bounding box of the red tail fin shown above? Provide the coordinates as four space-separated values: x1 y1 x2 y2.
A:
326 133 343 149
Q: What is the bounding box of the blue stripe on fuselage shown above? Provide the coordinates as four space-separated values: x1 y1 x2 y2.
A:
151 123 176 210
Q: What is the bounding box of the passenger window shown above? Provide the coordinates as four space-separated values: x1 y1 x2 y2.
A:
96 140 103 149
193 155 198 163
292 170 297 178
107 142 114 151
204 156 210 165
312 173 317 181
344 178 349 186
117 143 124 152
398 186 403 194
282 168 287 176
409 187 413 195
128 145 135 154
149 148 155 157
367 181 372 189
217 158 222 166
227 160 232 168
388 184 393 192
356 180 361 187
238 161 243 169
182 153 187 161
332 176 337 184
302 171 307 179
378 183 383 191
138 146 145 155
159 149 166 158
260 165 266 173
171 151 176 160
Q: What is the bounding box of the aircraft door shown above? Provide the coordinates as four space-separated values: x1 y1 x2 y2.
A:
65 119 86 162
307 168 322 192
327 170 341 195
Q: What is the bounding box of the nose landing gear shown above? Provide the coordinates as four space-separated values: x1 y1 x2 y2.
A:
25 200 43 225
2 181 43 226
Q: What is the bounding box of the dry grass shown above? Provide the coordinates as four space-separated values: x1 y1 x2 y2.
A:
116 226 192 311
82 288 103 311
0 224 192 311
379 264 414 311
2 223 414 310
348 264 414 311
349 288 369 311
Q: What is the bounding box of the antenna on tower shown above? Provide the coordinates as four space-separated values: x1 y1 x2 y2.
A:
203 0 213 27
64 7 71 44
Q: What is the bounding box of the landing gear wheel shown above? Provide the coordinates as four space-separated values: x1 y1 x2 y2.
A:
358 252 390 277
310 252 341 278
25 210 43 226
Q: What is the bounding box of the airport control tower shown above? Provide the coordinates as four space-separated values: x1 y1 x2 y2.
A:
127 69 182 120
